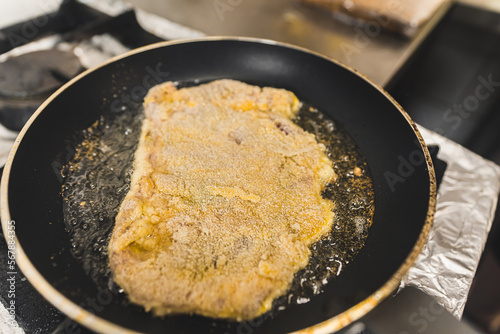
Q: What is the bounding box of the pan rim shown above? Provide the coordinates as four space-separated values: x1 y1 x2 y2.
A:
0 36 436 334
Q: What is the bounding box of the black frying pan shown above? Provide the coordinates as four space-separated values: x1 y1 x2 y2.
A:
1 38 435 334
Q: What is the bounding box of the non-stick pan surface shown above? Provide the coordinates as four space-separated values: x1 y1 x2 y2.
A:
1 38 435 334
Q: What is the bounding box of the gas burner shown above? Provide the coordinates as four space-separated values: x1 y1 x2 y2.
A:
0 50 82 130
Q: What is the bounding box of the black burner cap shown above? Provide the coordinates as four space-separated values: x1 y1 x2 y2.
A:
0 50 82 99
0 50 82 130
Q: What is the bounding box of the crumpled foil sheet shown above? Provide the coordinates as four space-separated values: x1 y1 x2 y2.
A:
73 34 130 69
0 125 18 168
400 126 500 319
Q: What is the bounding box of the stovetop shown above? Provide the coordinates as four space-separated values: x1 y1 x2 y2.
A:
1 1 500 333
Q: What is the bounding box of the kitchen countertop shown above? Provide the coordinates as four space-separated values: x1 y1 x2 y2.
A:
126 0 453 87
1 0 496 88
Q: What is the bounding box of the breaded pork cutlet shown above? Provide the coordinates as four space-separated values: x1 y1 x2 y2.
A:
108 79 336 320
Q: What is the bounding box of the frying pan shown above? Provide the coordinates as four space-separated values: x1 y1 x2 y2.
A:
1 37 435 334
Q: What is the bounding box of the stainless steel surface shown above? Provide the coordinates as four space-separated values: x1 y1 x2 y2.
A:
459 0 500 14
126 0 451 86
401 126 500 319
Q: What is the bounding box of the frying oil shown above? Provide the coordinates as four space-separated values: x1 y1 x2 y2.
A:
61 95 374 315
62 109 143 289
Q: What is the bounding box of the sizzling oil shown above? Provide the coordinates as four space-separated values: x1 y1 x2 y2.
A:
62 110 143 289
277 105 374 310
61 94 374 314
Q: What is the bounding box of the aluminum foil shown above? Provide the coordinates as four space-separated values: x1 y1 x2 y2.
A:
400 126 500 319
0 126 18 168
73 34 130 69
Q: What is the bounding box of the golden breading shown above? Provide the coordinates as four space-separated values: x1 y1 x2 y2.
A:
108 79 336 320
